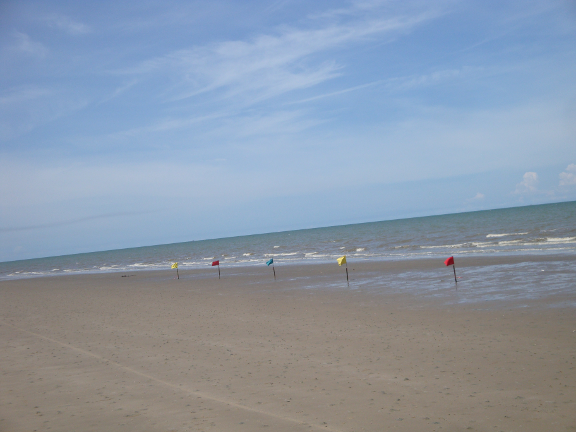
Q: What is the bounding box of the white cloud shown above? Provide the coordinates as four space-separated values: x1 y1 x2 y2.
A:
119 3 443 107
217 109 325 138
10 32 48 57
0 87 52 106
286 80 382 105
559 163 576 186
0 86 88 141
386 68 463 91
514 171 539 194
44 14 91 35
469 192 485 201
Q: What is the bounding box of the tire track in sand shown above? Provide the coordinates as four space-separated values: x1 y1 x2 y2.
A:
2 321 340 432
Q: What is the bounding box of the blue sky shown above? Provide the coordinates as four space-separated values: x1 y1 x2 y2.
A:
1 0 576 261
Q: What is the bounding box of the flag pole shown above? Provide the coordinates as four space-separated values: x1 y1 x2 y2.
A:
273 264 276 280
218 263 220 279
452 264 457 284
176 268 179 279
346 263 349 285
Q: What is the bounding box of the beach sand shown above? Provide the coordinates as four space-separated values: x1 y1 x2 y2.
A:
1 260 575 431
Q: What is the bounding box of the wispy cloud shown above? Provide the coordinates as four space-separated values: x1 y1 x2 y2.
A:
44 13 91 35
10 32 48 57
117 3 444 107
308 0 447 21
386 69 463 92
102 107 322 144
381 64 518 93
0 86 89 141
287 80 382 104
93 3 447 141
0 86 53 106
97 79 140 105
0 211 150 233
263 0 292 14
97 111 227 141
220 109 325 138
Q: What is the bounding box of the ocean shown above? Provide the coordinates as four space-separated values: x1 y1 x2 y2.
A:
1 201 575 303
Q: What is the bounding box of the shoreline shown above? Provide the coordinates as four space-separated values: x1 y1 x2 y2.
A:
2 251 576 282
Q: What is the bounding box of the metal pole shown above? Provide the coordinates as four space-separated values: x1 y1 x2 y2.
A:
273 265 276 280
218 264 220 279
176 268 179 280
453 264 457 284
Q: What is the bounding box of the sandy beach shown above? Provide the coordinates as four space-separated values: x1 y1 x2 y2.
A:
1 260 575 431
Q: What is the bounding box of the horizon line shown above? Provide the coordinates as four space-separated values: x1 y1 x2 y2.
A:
1 199 573 265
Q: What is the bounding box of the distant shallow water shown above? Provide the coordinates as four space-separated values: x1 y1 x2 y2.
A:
268 256 575 308
358 259 576 306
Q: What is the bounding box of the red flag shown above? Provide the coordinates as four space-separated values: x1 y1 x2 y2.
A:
444 256 454 266
212 260 220 266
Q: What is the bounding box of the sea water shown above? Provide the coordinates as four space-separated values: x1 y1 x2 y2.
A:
1 201 575 304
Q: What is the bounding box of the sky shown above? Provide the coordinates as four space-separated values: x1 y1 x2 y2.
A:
1 0 576 262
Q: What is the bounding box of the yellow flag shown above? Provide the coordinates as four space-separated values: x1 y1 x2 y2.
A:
171 262 178 269
337 255 346 266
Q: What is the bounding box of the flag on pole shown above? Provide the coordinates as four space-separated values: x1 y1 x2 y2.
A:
337 255 349 285
212 260 221 279
444 256 457 284
266 258 276 280
172 262 179 279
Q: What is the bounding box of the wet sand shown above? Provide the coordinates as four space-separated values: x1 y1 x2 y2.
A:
1 262 575 431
